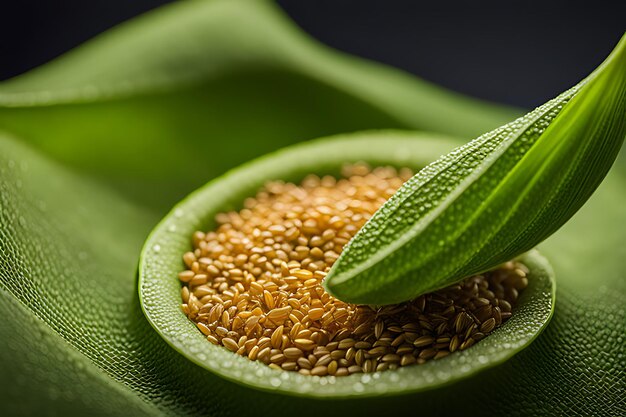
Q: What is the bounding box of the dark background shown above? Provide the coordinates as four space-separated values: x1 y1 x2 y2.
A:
0 0 624 108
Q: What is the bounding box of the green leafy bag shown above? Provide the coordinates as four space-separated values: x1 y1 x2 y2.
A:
0 1 623 416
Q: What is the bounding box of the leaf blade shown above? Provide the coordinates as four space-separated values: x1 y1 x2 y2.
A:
325 34 626 305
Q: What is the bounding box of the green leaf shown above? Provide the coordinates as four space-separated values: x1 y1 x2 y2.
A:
0 1 624 416
325 34 626 305
0 0 516 213
139 133 555 397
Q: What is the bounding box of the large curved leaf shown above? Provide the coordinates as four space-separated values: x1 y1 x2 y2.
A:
325 34 626 305
0 1 623 416
0 0 517 212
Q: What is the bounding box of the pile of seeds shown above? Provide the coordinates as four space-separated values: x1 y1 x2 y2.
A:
179 164 529 376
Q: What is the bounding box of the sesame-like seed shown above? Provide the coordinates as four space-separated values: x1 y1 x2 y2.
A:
311 365 328 376
179 164 529 376
413 335 435 348
480 318 497 333
222 338 239 352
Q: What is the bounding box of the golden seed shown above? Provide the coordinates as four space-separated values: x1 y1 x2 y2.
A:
222 338 238 352
316 354 332 367
270 326 283 349
292 269 313 280
297 357 312 369
374 321 384 339
348 365 363 374
480 318 496 333
196 322 211 336
307 308 324 321
270 353 286 364
178 270 194 283
337 338 355 349
283 347 304 359
248 345 260 360
354 341 371 349
368 346 387 357
419 348 437 359
400 354 416 366
413 336 435 348
327 360 338 375
281 361 297 371
330 350 345 360
294 339 316 351
382 354 401 363
263 290 275 309
310 366 328 376
434 351 449 360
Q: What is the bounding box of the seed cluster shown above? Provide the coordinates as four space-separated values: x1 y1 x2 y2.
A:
179 164 528 376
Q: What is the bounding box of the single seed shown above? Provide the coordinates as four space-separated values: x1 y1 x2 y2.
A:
297 357 312 369
270 353 286 364
348 365 363 374
196 322 211 336
337 338 355 349
248 345 259 360
284 347 304 359
222 338 238 352
270 326 284 349
434 351 449 360
382 353 401 363
263 290 275 309
316 354 332 367
307 308 324 321
374 321 384 339
413 336 435 348
480 318 496 333
178 271 194 283
400 354 416 366
294 339 316 351
327 360 338 375
310 366 328 376
419 348 437 360
368 346 387 357
281 361 297 371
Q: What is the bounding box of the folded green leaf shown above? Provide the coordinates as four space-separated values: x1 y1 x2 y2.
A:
138 134 555 398
325 34 626 305
0 1 624 416
0 0 517 212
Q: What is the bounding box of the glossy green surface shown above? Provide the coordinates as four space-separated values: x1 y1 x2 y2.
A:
0 0 623 415
325 36 626 305
0 0 516 213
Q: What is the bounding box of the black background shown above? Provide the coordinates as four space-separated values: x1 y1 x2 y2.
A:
1 0 624 108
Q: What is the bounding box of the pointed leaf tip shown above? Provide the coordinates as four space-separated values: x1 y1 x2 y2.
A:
325 34 626 305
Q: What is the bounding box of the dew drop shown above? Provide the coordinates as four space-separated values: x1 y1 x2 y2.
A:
352 382 364 392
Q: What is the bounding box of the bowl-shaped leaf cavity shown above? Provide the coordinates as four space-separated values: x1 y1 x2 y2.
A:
138 131 555 398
